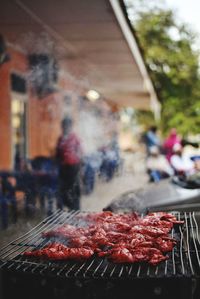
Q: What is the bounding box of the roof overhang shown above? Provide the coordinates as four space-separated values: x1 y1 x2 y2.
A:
1 0 160 117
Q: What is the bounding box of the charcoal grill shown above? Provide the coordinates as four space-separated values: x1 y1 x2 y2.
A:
0 210 200 299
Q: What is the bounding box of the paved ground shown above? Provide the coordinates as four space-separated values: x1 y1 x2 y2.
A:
81 152 148 211
0 152 148 247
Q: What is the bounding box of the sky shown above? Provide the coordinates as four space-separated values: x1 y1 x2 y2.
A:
165 0 200 40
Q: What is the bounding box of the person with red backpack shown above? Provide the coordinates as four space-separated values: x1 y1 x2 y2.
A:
56 116 83 210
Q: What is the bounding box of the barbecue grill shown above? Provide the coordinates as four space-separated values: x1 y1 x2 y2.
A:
0 209 200 299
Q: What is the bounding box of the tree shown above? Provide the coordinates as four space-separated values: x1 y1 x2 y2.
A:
125 1 200 136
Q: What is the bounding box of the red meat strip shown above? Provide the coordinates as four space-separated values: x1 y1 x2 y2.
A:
42 224 78 238
24 243 94 260
82 211 139 226
104 246 168 265
155 237 176 252
107 247 134 263
140 218 173 230
131 225 171 237
147 212 184 224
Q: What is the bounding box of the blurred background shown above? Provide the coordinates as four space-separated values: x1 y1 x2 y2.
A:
1 0 200 246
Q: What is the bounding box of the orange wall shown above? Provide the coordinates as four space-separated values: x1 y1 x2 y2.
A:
28 92 63 159
0 47 27 170
0 46 66 168
0 63 11 170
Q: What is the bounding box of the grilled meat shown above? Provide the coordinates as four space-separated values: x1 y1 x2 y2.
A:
24 211 183 265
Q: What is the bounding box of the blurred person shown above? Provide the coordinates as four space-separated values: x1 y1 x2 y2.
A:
170 143 195 176
110 132 120 161
14 144 21 171
193 159 200 172
99 134 120 182
163 128 182 161
56 116 83 210
16 159 37 216
82 154 96 195
146 146 174 182
143 126 160 156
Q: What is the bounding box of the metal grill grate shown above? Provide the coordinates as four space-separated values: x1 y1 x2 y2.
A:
0 210 200 280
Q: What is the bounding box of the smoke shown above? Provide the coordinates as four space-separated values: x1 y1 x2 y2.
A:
19 31 112 133
15 29 117 161
77 110 108 155
18 32 55 55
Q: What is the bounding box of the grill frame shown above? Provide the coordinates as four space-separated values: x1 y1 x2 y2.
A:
1 210 200 299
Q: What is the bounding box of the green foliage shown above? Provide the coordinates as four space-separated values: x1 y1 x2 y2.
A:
135 110 156 129
126 1 200 135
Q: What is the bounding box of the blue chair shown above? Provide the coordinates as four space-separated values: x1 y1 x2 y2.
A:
0 194 8 229
0 173 17 229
